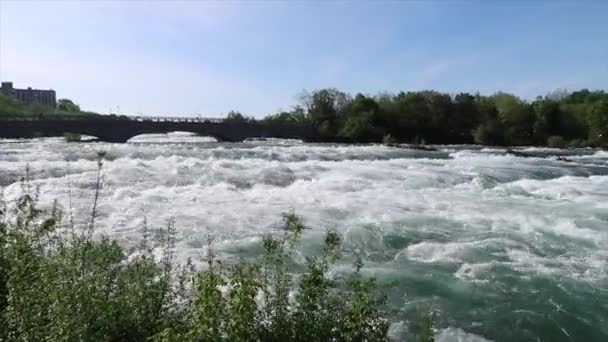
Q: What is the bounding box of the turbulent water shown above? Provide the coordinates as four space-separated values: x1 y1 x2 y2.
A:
1 133 607 341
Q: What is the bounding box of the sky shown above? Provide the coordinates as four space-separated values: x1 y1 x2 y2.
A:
1 0 607 117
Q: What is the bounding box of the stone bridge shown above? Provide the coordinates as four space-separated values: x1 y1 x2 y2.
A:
0 115 318 143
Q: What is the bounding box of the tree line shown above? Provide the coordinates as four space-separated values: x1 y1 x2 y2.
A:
252 88 608 147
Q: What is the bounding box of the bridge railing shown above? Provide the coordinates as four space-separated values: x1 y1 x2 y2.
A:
0 114 227 123
129 116 225 123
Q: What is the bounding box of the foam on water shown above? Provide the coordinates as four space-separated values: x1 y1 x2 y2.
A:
128 131 219 143
436 327 493 342
1 137 608 341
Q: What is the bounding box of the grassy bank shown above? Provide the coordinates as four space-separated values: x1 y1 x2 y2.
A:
0 160 435 341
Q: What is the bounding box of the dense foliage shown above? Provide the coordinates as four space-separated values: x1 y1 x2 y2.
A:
224 110 256 124
262 88 608 147
0 161 435 341
56 99 81 113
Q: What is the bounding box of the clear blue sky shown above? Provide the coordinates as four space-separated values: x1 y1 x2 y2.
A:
1 1 607 117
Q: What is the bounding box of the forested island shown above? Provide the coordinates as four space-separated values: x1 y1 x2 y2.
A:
2 88 608 147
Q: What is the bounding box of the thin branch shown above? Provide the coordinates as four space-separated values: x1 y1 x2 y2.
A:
66 160 75 238
88 151 106 240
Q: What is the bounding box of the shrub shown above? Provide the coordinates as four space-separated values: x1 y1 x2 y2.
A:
63 132 82 142
0 168 180 341
57 99 81 113
546 135 566 148
166 213 391 342
383 134 397 145
566 138 587 148
0 161 401 341
472 121 505 146
414 305 435 342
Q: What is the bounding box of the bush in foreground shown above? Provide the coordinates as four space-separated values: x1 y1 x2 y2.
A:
0 159 436 341
0 172 438 341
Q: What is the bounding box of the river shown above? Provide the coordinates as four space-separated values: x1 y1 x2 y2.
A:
1 133 607 341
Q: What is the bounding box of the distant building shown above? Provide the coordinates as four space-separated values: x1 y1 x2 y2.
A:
1 82 57 107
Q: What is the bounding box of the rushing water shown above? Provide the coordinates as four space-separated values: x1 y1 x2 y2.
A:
1 133 607 341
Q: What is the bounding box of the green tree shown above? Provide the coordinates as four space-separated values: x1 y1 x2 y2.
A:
472 95 504 145
587 99 608 145
532 96 560 143
422 91 455 143
0 94 27 117
473 120 504 145
491 92 535 145
452 93 480 143
224 110 253 123
300 88 351 139
264 106 307 124
339 94 383 141
340 113 373 141
57 98 81 113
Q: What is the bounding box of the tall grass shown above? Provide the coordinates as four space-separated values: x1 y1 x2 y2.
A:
0 157 435 342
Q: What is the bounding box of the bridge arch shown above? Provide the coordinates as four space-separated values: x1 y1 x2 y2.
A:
127 131 223 143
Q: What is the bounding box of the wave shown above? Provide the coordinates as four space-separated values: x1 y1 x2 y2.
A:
3 139 608 340
436 327 492 342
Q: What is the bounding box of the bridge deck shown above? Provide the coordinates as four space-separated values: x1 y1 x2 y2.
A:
0 115 317 143
2 115 225 123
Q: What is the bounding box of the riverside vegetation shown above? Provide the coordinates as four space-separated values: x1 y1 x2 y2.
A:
255 88 608 147
0 157 436 341
0 94 98 119
2 87 608 147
